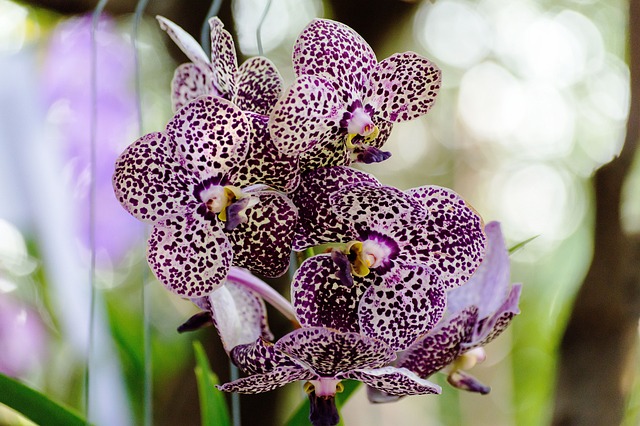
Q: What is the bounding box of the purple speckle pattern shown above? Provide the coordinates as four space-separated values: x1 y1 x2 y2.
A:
166 96 249 178
147 213 232 297
217 365 313 394
407 186 487 290
234 57 283 116
171 63 214 112
368 52 441 123
293 19 377 102
358 264 446 351
396 306 479 378
208 17 238 98
291 255 365 333
230 337 298 375
113 132 195 223
291 166 380 250
343 367 441 396
269 75 344 156
229 113 300 193
275 327 395 377
226 190 297 278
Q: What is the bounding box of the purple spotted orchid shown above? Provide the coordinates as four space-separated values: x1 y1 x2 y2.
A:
157 16 283 115
368 221 522 402
198 270 441 426
113 95 297 297
269 19 441 170
290 166 487 350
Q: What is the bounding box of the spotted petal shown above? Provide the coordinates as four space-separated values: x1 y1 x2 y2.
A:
157 16 210 68
293 19 377 103
464 284 522 350
359 264 446 351
171 62 215 112
291 255 366 333
113 132 195 223
447 221 511 317
147 212 232 297
396 306 479 378
217 365 313 394
276 328 395 377
292 166 380 250
330 184 424 249
269 75 344 156
207 278 273 352
368 52 441 123
230 337 298 375
165 96 250 180
407 186 487 290
209 17 238 98
226 190 297 278
229 113 300 193
343 367 441 397
234 57 283 115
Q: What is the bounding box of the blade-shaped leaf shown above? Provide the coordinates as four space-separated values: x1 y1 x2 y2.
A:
0 373 88 426
508 235 539 254
285 380 361 426
193 341 231 426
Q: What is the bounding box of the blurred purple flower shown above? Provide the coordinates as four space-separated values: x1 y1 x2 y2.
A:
0 293 47 377
41 15 143 265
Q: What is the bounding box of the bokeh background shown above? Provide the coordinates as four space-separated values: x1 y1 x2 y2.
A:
0 0 638 425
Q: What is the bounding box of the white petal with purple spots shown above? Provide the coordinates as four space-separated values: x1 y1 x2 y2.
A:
171 62 215 112
343 367 441 396
234 57 283 115
147 212 232 297
209 17 238 98
218 365 313 394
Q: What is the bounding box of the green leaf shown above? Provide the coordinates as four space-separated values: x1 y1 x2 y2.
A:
285 380 361 426
0 373 88 426
193 341 231 426
508 235 539 254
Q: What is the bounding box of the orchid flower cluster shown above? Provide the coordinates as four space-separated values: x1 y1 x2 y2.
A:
113 15 522 426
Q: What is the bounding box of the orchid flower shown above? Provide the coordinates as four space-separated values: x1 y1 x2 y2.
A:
290 167 486 350
157 16 283 115
269 19 441 170
368 221 522 402
113 95 297 297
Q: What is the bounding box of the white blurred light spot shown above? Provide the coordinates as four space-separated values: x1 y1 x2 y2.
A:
0 0 28 53
458 61 525 140
415 0 491 69
233 0 322 55
511 83 575 159
392 120 430 167
0 218 35 276
587 55 630 121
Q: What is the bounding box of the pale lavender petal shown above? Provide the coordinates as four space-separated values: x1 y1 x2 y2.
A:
407 186 487 290
230 337 298 375
269 75 345 156
292 166 380 250
227 190 297 278
291 255 366 332
448 221 511 317
171 62 215 112
217 366 313 394
207 279 273 352
234 57 283 115
276 328 395 376
359 264 446 351
342 367 441 396
329 184 424 249
157 16 210 67
113 132 195 223
464 283 522 350
147 213 232 297
447 370 490 394
396 306 479 378
229 113 300 193
368 52 441 123
165 96 250 180
209 17 238 98
293 19 377 103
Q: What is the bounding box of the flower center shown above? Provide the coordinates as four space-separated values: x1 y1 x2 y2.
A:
343 105 380 149
345 237 394 277
199 184 257 230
